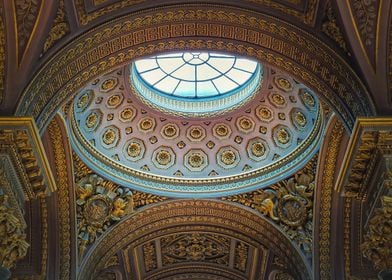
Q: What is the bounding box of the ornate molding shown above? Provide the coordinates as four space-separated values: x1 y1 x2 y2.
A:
348 0 380 67
47 117 72 280
361 191 392 271
79 200 311 280
15 6 374 131
335 117 392 199
0 117 56 200
73 152 166 260
43 0 69 53
14 0 41 61
321 2 349 54
75 0 145 25
0 194 29 270
318 118 345 279
0 4 5 104
223 153 318 259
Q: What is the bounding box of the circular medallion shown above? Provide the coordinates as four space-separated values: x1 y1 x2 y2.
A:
278 195 307 227
84 195 110 224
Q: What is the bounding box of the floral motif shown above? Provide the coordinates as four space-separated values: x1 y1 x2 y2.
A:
161 123 179 139
100 78 118 92
138 117 156 133
274 77 293 92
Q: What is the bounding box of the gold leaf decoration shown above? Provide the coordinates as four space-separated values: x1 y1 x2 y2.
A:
43 0 69 52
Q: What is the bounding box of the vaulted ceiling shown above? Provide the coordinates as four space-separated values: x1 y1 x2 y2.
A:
0 1 391 280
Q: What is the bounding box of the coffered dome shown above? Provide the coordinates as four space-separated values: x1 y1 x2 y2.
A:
69 52 323 197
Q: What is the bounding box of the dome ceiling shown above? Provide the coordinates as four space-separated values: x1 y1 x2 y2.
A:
69 52 322 197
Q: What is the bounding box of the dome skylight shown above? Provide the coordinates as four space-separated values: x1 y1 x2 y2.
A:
131 52 262 117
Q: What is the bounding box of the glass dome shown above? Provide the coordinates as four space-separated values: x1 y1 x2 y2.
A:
131 52 262 117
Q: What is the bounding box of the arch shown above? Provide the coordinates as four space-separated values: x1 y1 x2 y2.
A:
15 4 375 131
78 199 311 280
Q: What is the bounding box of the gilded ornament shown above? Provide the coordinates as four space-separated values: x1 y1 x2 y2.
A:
138 117 156 133
106 113 113 121
223 155 317 258
256 105 273 122
217 146 241 169
149 136 158 144
321 3 349 53
102 128 117 145
278 113 286 120
234 242 248 272
185 149 208 171
252 142 265 157
289 96 296 103
221 150 236 165
213 123 231 139
77 90 93 111
0 6 4 104
125 127 133 134
106 94 123 108
161 233 229 265
119 107 136 122
361 194 392 270
156 151 171 165
236 116 255 133
177 141 186 149
161 123 179 139
234 136 243 144
76 174 134 258
278 195 307 227
127 143 141 157
299 89 316 109
206 141 215 149
152 147 175 169
293 110 307 128
187 126 206 142
143 242 157 272
276 128 290 145
125 138 145 161
270 93 287 107
259 126 267 134
100 78 118 92
43 0 69 52
0 195 29 270
274 77 293 92
189 154 204 168
15 0 40 52
86 112 98 129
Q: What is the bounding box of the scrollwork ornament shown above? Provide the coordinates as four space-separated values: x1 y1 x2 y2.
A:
76 174 134 259
361 194 392 270
223 154 317 258
0 195 29 270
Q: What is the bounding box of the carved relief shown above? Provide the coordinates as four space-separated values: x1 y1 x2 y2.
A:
361 191 392 270
14 0 41 61
0 4 5 104
76 173 134 258
43 0 69 52
234 242 249 272
73 153 166 259
321 2 349 53
48 119 72 280
318 119 344 279
349 0 380 67
161 233 230 266
224 154 317 257
350 0 379 46
0 195 29 270
143 241 157 272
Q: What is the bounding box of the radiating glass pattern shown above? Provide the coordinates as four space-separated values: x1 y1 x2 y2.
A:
133 52 259 99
